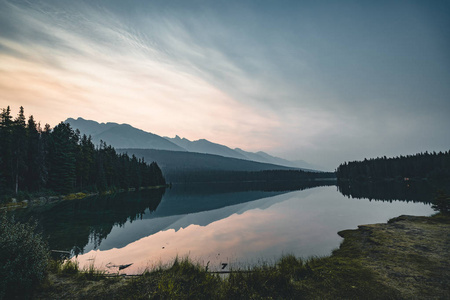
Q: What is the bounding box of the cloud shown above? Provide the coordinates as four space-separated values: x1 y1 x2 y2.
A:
0 0 284 150
1 0 449 169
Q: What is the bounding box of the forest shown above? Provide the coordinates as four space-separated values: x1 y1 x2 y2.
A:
336 151 450 182
0 106 166 201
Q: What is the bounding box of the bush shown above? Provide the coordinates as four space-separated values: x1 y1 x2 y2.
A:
0 213 49 299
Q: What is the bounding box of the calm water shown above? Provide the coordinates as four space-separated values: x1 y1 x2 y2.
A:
15 182 434 274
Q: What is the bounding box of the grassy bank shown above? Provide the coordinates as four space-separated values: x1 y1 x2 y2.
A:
337 214 449 298
30 213 449 299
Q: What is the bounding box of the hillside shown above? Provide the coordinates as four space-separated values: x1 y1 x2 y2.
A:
117 149 333 183
117 148 295 171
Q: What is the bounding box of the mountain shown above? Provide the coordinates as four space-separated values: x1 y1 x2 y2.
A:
166 137 318 170
165 136 248 160
65 117 184 151
65 117 320 170
291 160 323 171
234 148 298 169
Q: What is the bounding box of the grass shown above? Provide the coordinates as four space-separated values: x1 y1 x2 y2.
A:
336 213 450 298
47 259 106 281
33 213 449 299
36 255 399 299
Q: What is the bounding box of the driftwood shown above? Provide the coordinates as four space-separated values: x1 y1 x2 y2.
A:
50 250 71 259
106 262 133 270
51 250 71 254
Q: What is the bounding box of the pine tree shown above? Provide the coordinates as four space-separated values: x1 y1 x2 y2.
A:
48 122 77 194
76 134 95 190
0 106 167 196
12 106 27 194
0 107 14 193
25 115 41 192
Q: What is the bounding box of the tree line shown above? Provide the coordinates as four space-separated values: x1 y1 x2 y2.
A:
0 106 166 199
336 151 450 181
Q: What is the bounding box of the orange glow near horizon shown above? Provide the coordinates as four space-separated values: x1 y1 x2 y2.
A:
0 50 282 152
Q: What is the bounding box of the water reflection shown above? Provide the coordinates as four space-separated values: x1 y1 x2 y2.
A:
14 188 165 255
75 186 433 274
151 181 334 218
13 180 436 274
14 181 332 255
337 180 449 203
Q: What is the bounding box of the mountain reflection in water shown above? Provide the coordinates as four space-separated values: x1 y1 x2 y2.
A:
13 181 333 255
13 180 435 274
73 183 432 274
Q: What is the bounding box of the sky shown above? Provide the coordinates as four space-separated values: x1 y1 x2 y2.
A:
1 0 449 170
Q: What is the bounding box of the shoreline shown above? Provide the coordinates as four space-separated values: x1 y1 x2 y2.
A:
33 213 449 299
0 185 169 211
335 214 449 298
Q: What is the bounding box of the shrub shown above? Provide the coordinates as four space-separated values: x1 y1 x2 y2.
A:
0 213 49 299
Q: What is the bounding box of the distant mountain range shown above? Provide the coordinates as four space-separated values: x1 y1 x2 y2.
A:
65 117 319 171
65 118 183 151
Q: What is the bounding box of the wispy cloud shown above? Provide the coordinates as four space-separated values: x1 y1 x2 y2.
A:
1 0 449 169
0 0 285 150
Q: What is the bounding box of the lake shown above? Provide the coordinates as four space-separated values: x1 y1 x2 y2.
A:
14 181 435 274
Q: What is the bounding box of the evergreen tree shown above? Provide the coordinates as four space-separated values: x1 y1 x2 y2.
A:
48 122 78 194
0 106 167 197
39 124 52 188
76 134 95 190
336 151 450 181
25 116 41 192
130 154 141 189
12 106 27 194
0 106 14 193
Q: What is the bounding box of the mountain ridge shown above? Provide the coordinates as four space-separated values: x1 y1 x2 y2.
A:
65 117 184 151
65 117 318 171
